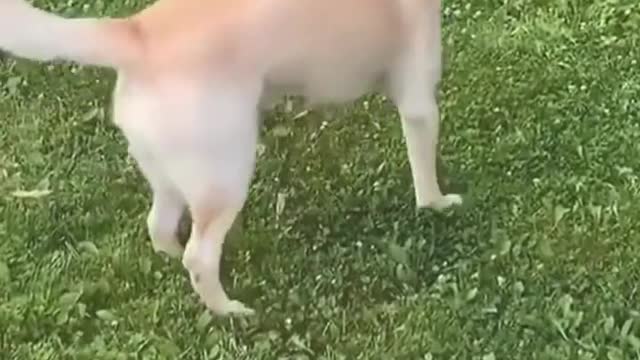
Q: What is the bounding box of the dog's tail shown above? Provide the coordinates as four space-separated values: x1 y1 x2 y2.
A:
0 0 142 69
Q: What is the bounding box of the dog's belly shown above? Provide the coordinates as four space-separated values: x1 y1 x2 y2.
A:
264 66 387 105
255 0 402 104
305 72 385 103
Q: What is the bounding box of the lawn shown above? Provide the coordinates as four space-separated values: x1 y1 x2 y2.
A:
1 0 640 358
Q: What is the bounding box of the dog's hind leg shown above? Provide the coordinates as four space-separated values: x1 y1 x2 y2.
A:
183 197 254 316
180 162 256 316
114 78 187 258
176 82 260 316
147 183 187 257
389 8 462 211
131 146 187 257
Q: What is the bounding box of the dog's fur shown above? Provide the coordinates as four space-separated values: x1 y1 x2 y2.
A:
1 0 462 315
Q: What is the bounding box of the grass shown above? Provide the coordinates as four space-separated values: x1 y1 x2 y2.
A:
1 0 640 358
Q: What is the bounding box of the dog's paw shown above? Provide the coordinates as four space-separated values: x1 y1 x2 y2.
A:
419 193 463 211
209 299 255 317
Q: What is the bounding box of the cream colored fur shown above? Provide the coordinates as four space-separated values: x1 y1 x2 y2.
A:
0 0 462 316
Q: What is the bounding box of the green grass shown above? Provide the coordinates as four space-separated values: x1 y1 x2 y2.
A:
2 0 640 358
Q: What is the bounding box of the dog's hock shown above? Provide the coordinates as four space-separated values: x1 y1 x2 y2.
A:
147 205 185 257
181 238 216 276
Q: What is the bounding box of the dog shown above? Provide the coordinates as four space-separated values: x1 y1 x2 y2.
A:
0 0 462 316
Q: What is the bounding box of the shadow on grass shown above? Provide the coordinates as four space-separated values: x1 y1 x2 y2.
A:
208 151 493 355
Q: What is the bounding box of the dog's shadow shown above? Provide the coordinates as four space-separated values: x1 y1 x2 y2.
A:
209 183 485 355
174 98 487 354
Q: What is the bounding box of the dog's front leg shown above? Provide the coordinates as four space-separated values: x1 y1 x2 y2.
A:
390 19 462 211
396 93 463 210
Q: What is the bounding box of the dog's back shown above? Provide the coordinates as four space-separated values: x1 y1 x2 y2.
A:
128 0 438 102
